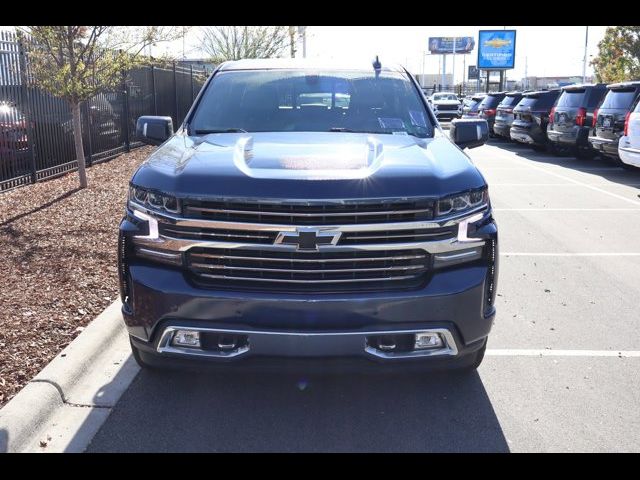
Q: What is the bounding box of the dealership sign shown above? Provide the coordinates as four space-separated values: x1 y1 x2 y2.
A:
428 37 475 54
477 30 517 69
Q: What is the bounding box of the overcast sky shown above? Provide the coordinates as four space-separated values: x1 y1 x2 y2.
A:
167 26 608 82
1 25 609 82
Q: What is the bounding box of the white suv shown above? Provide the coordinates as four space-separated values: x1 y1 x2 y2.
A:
619 96 640 170
428 92 462 121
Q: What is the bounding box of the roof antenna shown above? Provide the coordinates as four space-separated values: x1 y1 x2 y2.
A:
373 55 381 76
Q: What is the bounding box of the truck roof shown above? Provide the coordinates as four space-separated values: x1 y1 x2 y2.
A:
216 58 407 73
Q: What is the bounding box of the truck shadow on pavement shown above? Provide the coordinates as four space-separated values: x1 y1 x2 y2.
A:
87 368 509 452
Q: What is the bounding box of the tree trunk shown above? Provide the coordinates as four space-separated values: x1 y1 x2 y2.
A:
71 102 88 188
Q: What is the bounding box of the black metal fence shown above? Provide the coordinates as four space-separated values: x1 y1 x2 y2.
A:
0 30 208 192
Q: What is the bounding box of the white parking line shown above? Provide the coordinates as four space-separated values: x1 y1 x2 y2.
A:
494 208 640 211
486 349 640 358
491 183 579 186
500 253 640 256
488 147 640 207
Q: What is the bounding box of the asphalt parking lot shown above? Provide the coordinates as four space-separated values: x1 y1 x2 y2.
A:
86 136 640 452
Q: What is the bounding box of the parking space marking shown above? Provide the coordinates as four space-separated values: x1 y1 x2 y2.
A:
491 149 640 207
500 252 640 256
494 208 640 211
491 183 640 187
486 349 640 358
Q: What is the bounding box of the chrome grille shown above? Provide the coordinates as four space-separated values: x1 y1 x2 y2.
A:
186 248 430 291
340 227 456 244
158 223 277 244
436 104 459 111
158 222 456 246
182 199 434 225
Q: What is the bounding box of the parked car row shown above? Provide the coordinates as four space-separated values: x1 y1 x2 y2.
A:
461 81 640 169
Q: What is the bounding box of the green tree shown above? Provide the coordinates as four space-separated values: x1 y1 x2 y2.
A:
591 26 640 83
199 26 289 64
19 26 184 188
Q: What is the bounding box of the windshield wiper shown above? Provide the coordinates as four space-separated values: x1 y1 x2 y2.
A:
194 128 248 134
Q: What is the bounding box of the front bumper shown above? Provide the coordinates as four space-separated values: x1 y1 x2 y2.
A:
435 111 461 121
119 205 498 368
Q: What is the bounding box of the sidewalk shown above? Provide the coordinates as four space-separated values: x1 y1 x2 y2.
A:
0 300 139 452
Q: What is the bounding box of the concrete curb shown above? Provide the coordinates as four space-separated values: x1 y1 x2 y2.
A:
0 300 140 453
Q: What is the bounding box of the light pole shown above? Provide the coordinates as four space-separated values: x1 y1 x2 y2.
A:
582 26 589 83
452 37 456 91
298 26 307 58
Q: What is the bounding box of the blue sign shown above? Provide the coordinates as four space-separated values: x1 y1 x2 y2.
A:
477 30 517 69
428 37 475 54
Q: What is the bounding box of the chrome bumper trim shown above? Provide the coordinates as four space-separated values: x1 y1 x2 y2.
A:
156 326 459 360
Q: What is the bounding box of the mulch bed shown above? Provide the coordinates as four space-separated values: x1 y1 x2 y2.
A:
0 146 155 408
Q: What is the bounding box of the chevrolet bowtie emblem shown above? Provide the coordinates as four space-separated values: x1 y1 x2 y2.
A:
275 229 341 251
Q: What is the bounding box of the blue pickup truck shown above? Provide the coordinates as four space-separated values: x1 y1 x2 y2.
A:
118 58 498 373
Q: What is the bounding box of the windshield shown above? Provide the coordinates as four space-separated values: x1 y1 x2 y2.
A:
556 90 585 108
433 94 458 101
190 70 433 138
599 89 638 110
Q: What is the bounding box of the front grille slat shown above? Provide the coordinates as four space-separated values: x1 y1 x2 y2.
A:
196 274 419 284
189 253 426 263
190 263 427 274
183 199 435 225
187 206 432 218
187 248 430 292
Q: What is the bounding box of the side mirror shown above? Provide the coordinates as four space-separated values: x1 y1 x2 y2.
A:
449 118 489 149
136 116 174 146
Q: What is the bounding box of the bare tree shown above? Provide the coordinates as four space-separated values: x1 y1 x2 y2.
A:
18 26 185 188
199 26 289 63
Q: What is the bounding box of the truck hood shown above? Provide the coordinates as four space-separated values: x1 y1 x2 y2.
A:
131 131 486 200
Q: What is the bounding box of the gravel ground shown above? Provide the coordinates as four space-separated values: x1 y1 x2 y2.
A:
0 146 154 407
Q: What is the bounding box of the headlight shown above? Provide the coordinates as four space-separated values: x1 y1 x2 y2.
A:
437 188 488 217
129 185 181 214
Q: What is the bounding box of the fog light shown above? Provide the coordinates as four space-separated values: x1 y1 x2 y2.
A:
414 332 443 350
172 330 201 348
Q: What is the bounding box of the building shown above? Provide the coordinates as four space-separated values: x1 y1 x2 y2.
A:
523 76 594 90
414 74 453 89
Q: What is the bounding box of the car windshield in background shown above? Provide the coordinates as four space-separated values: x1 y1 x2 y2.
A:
190 70 433 138
599 89 638 109
556 90 585 108
434 94 458 101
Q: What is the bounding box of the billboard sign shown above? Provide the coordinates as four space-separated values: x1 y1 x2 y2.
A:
428 37 475 54
477 30 517 69
468 65 479 80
